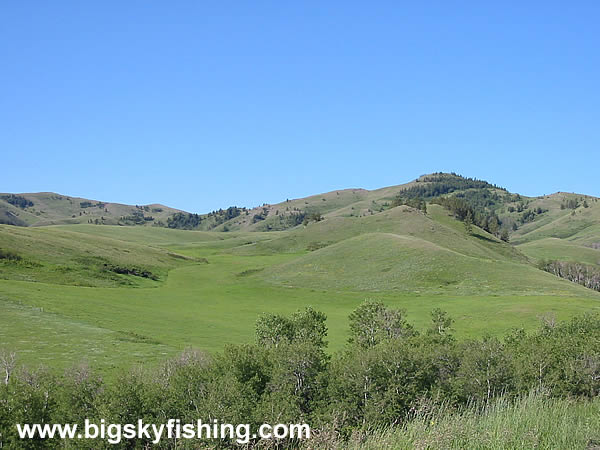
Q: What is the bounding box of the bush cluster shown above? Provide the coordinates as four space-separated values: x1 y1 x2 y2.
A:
1 195 33 209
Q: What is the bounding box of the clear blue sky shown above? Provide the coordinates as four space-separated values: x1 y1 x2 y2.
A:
2 1 599 213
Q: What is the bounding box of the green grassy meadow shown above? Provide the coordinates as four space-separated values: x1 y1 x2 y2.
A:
2 212 600 376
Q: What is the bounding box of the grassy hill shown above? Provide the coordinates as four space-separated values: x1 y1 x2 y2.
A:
498 192 600 272
0 192 183 227
500 192 600 244
262 232 588 295
517 238 600 266
0 224 195 287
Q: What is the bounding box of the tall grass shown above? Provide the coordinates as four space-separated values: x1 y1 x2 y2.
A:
308 392 600 449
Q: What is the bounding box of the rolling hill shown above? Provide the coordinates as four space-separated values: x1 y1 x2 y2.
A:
262 232 589 295
0 192 183 227
0 224 193 287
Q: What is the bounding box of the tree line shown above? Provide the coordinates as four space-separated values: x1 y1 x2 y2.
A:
2 302 600 448
391 174 512 240
119 210 153 226
1 195 33 209
167 207 246 230
560 197 589 210
539 260 600 292
167 212 204 229
401 173 506 199
429 196 509 241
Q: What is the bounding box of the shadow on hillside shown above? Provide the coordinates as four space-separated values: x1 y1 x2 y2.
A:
472 234 498 244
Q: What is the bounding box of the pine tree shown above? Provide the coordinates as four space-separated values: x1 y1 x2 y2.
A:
464 210 473 234
488 215 500 236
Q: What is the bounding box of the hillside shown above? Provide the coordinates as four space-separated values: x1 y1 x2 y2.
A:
0 192 183 227
262 232 587 295
189 173 534 235
0 224 193 287
508 193 600 246
231 204 525 262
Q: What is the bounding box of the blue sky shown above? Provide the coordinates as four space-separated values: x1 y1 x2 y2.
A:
2 1 599 213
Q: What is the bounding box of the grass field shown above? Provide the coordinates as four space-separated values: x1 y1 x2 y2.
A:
518 238 600 267
2 215 600 376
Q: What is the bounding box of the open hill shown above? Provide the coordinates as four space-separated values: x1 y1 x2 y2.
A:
262 232 589 295
0 224 193 287
508 193 600 245
0 192 183 227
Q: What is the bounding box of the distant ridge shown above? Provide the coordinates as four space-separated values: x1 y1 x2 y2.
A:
0 192 184 227
2 173 599 247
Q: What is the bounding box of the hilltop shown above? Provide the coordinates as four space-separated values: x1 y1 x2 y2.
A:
0 192 183 227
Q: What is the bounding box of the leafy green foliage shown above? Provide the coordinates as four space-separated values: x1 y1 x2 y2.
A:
165 207 247 230
119 209 154 225
167 212 203 229
0 249 21 262
399 173 505 200
302 211 323 225
1 194 33 209
561 198 580 209
430 195 505 237
390 174 520 239
390 174 508 221
252 207 269 223
102 264 158 280
464 210 473 234
391 196 427 212
346 393 600 449
255 307 327 349
207 206 246 228
428 308 454 336
347 300 416 348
